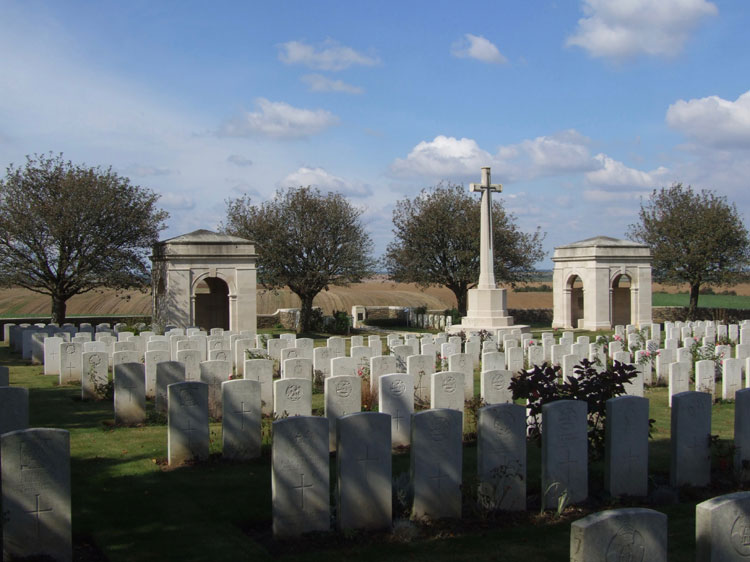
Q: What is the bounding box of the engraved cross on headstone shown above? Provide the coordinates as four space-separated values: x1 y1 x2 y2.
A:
431 465 449 491
470 167 502 290
293 473 313 510
26 494 53 538
393 409 404 431
357 445 379 486
234 400 253 429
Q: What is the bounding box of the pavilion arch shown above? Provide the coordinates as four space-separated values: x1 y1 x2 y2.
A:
611 272 632 327
151 229 257 332
552 236 652 331
192 273 235 331
566 273 585 330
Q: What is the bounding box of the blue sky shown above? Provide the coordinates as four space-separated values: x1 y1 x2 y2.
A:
2 0 749 269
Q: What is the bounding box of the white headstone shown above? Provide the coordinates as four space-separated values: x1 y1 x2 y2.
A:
81 351 108 401
723 358 743 401
696 491 750 561
244 358 274 416
313 346 333 379
114 362 146 425
379 373 414 447
570 508 667 562
44 336 63 375
273 378 312 418
670 390 711 487
411 409 463 519
448 353 474 399
0 386 29 434
482 351 506 373
605 395 649 497
272 416 329 537
1 428 71 561
59 342 83 384
283 357 313 380
480 369 513 405
324 375 361 451
331 356 358 378
542 400 587 510
408 354 436 404
736 388 750 481
199 360 232 419
669 362 691 406
176 349 201 381
155 361 186 414
477 403 526 511
222 379 261 460
370 355 401 393
431 371 465 413
695 359 716 398
144 349 170 398
336 412 392 530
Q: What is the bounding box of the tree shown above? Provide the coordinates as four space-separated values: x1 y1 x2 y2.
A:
627 183 750 319
222 186 376 332
383 183 545 315
0 153 169 324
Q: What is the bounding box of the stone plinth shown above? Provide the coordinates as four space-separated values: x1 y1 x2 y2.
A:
461 288 514 328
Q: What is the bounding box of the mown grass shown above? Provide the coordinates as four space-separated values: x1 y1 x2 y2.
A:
2 339 747 561
653 292 750 309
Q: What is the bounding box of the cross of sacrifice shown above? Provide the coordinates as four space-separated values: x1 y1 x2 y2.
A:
470 167 503 290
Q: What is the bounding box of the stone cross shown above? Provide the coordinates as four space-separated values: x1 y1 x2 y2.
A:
470 166 502 290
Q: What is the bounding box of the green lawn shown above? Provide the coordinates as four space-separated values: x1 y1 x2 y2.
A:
652 292 750 309
2 341 746 561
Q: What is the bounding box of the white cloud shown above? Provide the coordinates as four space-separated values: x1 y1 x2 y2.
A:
390 130 597 181
390 136 493 178
219 98 339 139
282 166 371 197
124 165 172 177
566 0 718 59
227 154 253 167
515 130 597 176
277 39 380 71
585 154 670 188
301 74 364 94
451 34 507 64
159 192 195 210
666 90 750 149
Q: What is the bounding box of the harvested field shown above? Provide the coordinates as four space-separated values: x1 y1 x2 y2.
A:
3 280 747 318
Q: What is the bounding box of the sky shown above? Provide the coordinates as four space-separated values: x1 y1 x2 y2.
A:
1 0 749 269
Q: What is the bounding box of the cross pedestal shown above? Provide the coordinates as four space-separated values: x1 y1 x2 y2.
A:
451 167 527 335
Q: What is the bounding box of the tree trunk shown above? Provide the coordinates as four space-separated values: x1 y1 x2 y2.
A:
51 295 67 325
298 293 316 333
688 282 701 320
448 285 468 316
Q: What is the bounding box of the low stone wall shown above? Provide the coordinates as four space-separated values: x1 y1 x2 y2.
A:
652 306 750 323
508 308 554 325
362 306 407 321
257 309 301 330
0 315 152 341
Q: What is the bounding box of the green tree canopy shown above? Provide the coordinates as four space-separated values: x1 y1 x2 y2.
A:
0 153 169 323
383 182 545 314
627 183 750 318
222 186 376 332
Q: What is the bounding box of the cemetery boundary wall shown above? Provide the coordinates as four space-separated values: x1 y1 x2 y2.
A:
652 306 750 323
